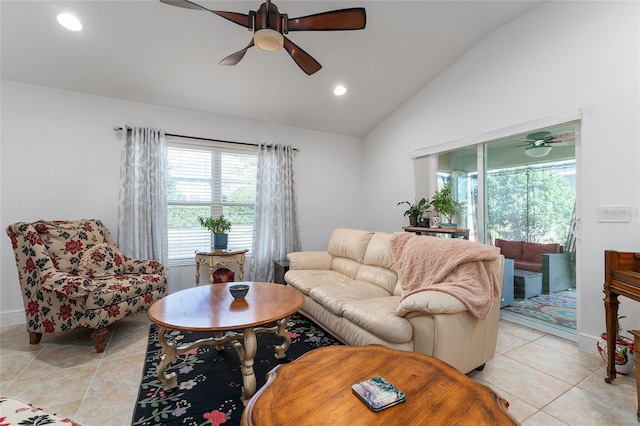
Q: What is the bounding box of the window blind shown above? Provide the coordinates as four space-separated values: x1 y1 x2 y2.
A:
167 142 257 262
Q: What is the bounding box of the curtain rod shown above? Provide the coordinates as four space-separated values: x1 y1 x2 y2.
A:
112 126 298 151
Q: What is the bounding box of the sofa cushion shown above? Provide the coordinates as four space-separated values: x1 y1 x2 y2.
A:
342 297 413 343
79 243 125 278
331 257 363 280
356 264 397 294
522 241 561 263
495 239 523 260
363 232 395 269
513 260 543 272
327 229 374 263
309 281 391 316
286 270 354 296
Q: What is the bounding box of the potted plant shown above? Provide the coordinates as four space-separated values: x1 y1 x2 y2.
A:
397 198 431 226
431 183 461 227
198 215 232 250
596 315 636 375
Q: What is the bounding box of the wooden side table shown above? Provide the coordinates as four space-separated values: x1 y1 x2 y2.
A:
273 259 289 284
196 249 249 286
242 345 519 425
403 226 470 240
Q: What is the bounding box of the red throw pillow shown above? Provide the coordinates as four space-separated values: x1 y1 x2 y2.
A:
522 242 561 263
495 239 523 260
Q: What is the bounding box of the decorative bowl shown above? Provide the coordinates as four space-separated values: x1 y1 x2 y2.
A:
229 284 250 299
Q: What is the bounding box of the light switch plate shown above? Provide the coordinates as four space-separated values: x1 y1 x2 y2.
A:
598 206 631 223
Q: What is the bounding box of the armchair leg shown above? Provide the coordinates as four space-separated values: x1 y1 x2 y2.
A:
91 327 109 353
29 331 42 345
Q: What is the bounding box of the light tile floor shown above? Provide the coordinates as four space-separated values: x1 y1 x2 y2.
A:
0 315 637 425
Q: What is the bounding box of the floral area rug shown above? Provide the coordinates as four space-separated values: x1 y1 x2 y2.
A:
501 290 576 329
131 313 341 426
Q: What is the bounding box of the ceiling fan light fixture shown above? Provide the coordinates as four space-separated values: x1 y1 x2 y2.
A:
525 145 552 157
254 29 284 52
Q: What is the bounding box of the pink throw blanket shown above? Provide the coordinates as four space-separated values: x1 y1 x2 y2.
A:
389 233 500 320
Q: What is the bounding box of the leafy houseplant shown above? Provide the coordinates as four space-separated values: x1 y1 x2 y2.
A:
397 198 431 226
198 215 232 249
431 183 461 226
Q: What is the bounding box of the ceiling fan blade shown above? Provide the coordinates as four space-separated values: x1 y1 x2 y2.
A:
283 36 322 75
220 39 255 66
160 1 251 29
159 0 208 11
287 8 366 31
548 132 575 143
211 10 253 29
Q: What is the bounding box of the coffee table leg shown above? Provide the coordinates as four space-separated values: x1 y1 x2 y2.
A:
274 316 292 359
156 326 178 390
232 327 257 405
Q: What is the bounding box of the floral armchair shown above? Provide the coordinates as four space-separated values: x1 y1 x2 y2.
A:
6 219 167 352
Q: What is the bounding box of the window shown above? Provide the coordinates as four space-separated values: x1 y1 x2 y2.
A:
167 140 257 263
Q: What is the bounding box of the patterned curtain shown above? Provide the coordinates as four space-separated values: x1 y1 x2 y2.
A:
117 126 168 264
248 144 301 282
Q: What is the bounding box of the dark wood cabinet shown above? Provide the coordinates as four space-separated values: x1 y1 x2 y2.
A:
274 260 290 284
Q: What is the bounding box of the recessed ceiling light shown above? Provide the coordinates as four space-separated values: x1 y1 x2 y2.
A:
57 13 83 32
333 85 347 96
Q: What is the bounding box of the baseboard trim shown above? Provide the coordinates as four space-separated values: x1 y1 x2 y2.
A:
0 310 26 326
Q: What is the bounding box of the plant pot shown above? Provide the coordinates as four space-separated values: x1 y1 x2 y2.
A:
409 215 418 226
441 223 458 228
213 233 228 250
596 332 636 375
429 217 441 228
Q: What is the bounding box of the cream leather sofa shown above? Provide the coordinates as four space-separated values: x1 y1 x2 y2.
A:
285 228 504 374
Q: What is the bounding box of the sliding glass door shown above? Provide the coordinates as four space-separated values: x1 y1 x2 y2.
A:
433 123 577 336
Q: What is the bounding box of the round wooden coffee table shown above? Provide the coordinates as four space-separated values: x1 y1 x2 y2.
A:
242 345 520 425
147 281 304 405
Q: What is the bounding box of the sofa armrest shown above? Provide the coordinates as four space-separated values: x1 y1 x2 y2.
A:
40 270 96 298
396 291 467 317
287 251 333 270
122 257 165 275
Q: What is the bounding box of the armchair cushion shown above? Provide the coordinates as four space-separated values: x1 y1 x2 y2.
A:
34 220 113 274
40 270 97 298
79 243 125 278
122 257 165 275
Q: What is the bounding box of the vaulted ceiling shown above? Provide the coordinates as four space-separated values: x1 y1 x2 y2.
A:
1 1 543 136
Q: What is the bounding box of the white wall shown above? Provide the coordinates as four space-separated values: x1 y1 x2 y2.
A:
0 81 364 323
362 1 640 352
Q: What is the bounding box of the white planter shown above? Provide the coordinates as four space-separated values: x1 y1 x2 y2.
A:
596 333 636 375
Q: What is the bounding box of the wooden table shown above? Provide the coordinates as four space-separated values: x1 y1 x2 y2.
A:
603 250 640 421
195 249 249 285
241 345 520 425
147 281 304 405
403 226 470 240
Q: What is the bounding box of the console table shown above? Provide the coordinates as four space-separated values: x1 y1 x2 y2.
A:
603 250 640 422
403 226 470 240
195 249 249 285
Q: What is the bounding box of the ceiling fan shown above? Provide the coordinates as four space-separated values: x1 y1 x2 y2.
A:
516 131 575 157
159 0 367 75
